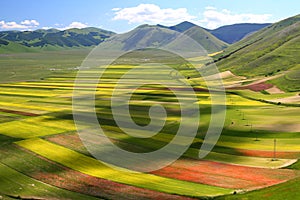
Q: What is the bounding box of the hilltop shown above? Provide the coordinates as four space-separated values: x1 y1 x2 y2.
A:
99 23 228 53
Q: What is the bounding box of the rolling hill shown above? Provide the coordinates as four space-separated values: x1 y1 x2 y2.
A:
208 23 271 44
98 24 228 53
212 14 300 91
0 27 115 52
1 23 228 53
0 22 270 54
183 26 228 53
159 21 269 44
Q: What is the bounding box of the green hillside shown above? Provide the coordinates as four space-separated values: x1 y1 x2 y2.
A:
158 21 268 44
213 14 300 81
0 27 115 51
0 40 36 53
101 24 178 51
0 22 270 54
99 24 228 53
183 26 228 53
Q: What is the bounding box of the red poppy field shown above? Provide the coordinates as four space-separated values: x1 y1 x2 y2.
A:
45 132 300 191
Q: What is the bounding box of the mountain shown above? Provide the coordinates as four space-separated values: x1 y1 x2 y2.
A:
182 26 228 53
158 22 269 44
212 14 300 91
208 23 271 44
168 21 198 33
98 24 228 53
157 21 197 33
0 22 270 54
0 27 115 52
100 24 178 51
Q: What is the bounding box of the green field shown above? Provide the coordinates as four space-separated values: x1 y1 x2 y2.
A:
0 50 90 83
0 7 300 199
0 163 97 200
216 177 300 200
16 138 233 197
0 43 299 199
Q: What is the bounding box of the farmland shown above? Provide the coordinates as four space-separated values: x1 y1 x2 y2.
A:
0 162 99 200
0 48 299 199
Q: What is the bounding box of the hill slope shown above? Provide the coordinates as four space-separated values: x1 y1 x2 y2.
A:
159 22 269 44
212 14 300 91
0 27 115 52
208 23 271 44
0 22 270 53
0 39 36 53
183 26 228 53
214 14 300 75
99 24 228 53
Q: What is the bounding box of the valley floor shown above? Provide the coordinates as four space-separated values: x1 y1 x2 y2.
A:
0 60 299 199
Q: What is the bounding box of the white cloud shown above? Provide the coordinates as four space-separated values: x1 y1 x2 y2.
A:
112 8 121 11
0 19 40 30
60 21 88 30
200 7 272 29
41 26 53 30
21 19 39 26
205 6 217 11
54 23 63 27
112 4 196 25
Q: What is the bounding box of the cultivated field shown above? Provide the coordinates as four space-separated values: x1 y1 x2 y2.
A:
0 51 299 199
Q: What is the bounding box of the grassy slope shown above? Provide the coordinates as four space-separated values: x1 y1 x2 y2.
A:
288 161 300 170
100 25 180 51
0 41 36 53
213 14 300 92
269 67 300 92
0 27 115 50
99 25 228 53
0 40 83 53
215 177 300 200
183 26 228 53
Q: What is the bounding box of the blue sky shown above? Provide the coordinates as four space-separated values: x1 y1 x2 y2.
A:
0 0 299 33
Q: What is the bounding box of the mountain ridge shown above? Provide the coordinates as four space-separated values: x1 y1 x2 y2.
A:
207 23 271 44
0 27 115 52
0 22 270 53
95 23 228 53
